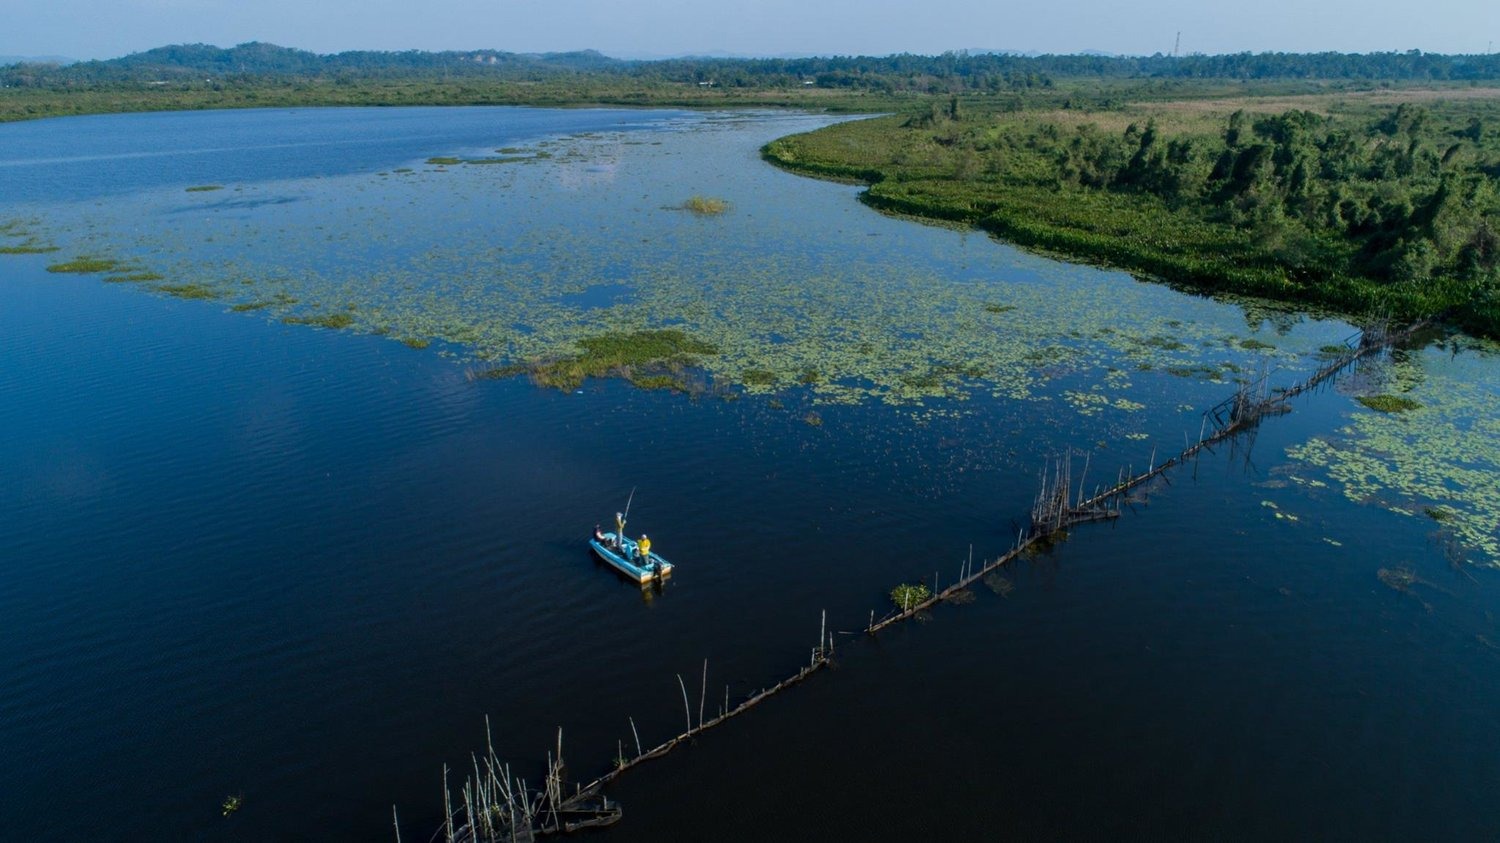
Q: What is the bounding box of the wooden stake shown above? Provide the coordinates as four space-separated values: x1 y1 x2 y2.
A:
677 674 692 734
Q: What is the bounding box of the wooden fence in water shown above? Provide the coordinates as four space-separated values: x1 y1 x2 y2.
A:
415 319 1426 843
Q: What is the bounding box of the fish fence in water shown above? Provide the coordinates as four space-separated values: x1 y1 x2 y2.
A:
405 318 1426 842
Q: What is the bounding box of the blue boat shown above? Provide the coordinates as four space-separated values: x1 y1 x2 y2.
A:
590 531 673 584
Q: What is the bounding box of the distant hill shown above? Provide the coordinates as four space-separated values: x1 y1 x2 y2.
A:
6 42 626 83
0 54 73 66
5 42 1500 91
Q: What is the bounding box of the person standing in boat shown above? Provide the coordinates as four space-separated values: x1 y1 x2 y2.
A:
637 534 652 563
613 512 626 549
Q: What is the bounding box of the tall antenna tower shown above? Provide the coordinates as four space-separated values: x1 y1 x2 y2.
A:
1173 31 1182 57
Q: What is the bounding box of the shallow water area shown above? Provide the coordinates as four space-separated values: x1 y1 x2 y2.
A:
2 106 1499 841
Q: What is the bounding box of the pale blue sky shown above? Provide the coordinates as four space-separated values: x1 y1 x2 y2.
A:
2 0 1496 61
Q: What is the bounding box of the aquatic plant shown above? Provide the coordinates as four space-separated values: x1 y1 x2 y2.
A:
681 195 729 215
890 583 932 611
105 271 165 282
46 257 124 274
283 312 355 329
155 282 220 300
1355 394 1423 413
221 794 242 817
517 329 719 391
426 156 462 166
0 241 60 254
185 185 224 192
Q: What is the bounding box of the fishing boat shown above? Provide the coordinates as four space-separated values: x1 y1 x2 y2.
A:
590 494 673 584
590 531 673 584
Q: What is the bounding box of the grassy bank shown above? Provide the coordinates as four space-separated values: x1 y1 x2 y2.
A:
764 89 1500 336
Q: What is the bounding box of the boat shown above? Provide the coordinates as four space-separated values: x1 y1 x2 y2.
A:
590 531 673 584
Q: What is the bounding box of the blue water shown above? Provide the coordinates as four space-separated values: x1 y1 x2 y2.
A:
1 107 1498 841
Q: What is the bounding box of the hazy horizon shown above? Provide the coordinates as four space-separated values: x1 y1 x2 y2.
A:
2 0 1496 64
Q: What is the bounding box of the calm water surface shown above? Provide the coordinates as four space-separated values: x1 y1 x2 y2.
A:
1 107 1498 841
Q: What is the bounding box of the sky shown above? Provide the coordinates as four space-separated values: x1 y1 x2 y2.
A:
1 0 1496 62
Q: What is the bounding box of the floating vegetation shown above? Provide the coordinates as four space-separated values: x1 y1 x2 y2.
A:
425 156 462 166
156 283 220 300
13 112 1354 417
947 588 977 605
105 271 164 283
802 411 823 427
1288 344 1500 565
681 195 729 215
889 583 932 611
221 794 242 817
283 312 355 330
46 257 125 274
1424 506 1453 522
185 185 224 192
1239 338 1276 351
0 240 60 254
401 336 431 349
1355 394 1423 413
512 329 718 391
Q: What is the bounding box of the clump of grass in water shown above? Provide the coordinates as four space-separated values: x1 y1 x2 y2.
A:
401 337 431 349
104 271 164 283
681 195 729 215
1424 506 1452 522
156 283 220 300
1356 394 1422 413
983 303 1017 314
509 328 718 391
1239 337 1276 351
890 583 932 611
802 411 823 427
46 257 125 274
0 240 60 254
185 185 224 192
426 157 461 166
283 312 355 330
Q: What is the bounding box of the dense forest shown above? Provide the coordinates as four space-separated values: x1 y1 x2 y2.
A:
766 95 1500 334
7 42 1500 93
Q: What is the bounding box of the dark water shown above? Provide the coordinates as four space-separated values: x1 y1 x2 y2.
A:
2 107 1498 842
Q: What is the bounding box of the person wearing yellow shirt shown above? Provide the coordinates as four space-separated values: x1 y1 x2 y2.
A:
637 534 652 563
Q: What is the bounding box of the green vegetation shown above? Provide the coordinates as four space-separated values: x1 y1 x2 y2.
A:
0 241 59 254
45 257 125 274
765 93 1500 336
105 271 164 282
1356 394 1424 412
890 582 932 611
681 195 729 215
507 328 719 390
425 157 461 166
283 311 355 329
156 282 220 299
185 184 223 192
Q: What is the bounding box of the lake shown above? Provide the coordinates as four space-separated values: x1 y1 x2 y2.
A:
1 106 1498 841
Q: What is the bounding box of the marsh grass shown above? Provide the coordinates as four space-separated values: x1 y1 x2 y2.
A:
46 257 125 274
890 583 932 611
426 156 462 166
105 271 164 282
283 312 355 329
0 241 60 254
156 282 220 300
185 185 224 192
401 337 431 349
1356 394 1423 413
514 328 719 390
681 195 729 215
